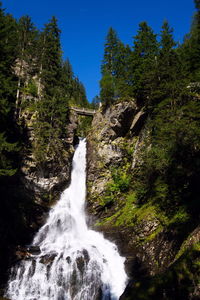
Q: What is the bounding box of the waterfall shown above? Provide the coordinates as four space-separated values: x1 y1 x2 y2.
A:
5 139 127 300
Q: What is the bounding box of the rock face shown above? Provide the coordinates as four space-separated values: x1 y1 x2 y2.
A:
21 110 78 208
87 101 139 213
87 100 158 275
86 100 200 299
87 100 145 219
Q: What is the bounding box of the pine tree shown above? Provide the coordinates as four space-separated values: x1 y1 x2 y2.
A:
61 59 74 99
0 3 19 176
33 17 67 162
100 71 115 106
132 22 159 105
15 15 38 117
100 28 121 105
40 16 62 96
114 43 132 98
156 21 182 103
78 82 88 107
181 0 200 81
101 27 120 76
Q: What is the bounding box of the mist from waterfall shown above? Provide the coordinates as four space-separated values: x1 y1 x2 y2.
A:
5 139 127 300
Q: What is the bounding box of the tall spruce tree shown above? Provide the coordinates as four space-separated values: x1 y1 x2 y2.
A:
0 3 19 176
181 0 200 81
101 27 120 76
114 43 132 98
15 16 38 117
100 28 121 105
33 17 67 162
100 72 115 106
61 59 74 99
191 0 200 78
156 21 182 103
132 22 159 105
40 16 62 95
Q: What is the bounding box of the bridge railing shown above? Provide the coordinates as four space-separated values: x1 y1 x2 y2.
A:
70 107 96 115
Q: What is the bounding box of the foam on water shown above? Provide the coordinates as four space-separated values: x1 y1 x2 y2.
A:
6 139 127 300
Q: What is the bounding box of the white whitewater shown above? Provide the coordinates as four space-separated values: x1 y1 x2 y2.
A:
6 139 127 300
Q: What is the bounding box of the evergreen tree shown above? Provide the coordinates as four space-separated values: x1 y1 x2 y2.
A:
61 59 74 99
156 21 182 103
101 27 134 104
0 2 19 176
33 17 67 162
101 27 120 76
100 28 121 105
91 95 101 109
192 0 200 77
40 16 62 95
181 0 200 81
15 15 38 117
100 71 115 106
132 22 159 104
78 82 88 107
114 43 132 98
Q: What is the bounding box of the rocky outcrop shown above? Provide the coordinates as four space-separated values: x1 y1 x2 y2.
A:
21 110 78 208
87 101 137 211
87 100 155 275
87 100 145 217
21 108 79 227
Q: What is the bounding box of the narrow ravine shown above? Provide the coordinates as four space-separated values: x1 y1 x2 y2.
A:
5 139 127 300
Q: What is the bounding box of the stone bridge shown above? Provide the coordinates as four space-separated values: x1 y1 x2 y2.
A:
70 107 96 116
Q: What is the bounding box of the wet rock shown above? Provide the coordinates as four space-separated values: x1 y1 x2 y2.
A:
94 286 103 300
70 269 78 298
82 249 90 264
14 245 40 262
15 246 32 261
27 260 36 277
27 246 40 255
76 256 85 273
39 253 57 265
66 256 71 264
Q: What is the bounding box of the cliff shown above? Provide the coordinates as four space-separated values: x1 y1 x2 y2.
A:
86 100 200 299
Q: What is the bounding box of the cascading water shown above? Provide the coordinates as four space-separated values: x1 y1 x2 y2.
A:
5 139 127 300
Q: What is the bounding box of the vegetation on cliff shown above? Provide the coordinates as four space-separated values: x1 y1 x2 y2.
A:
97 0 200 230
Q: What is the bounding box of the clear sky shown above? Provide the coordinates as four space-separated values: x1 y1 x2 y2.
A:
4 0 195 102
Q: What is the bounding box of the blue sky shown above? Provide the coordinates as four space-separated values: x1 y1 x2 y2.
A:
5 0 195 102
